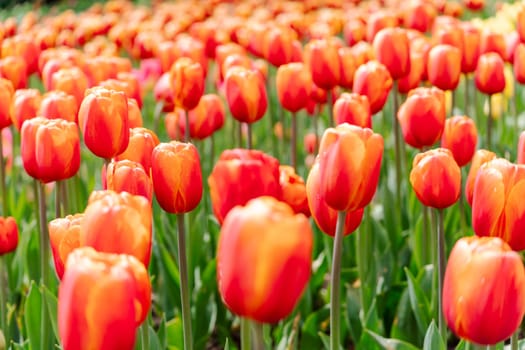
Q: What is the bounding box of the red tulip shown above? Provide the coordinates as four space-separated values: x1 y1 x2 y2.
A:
475 52 505 95
333 93 371 128
441 115 478 167
0 216 18 255
353 60 393 114
465 149 497 206
106 160 153 202
372 27 411 80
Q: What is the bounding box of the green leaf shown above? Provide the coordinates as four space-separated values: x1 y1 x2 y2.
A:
148 325 163 350
24 282 42 350
345 286 362 343
224 338 230 350
423 321 445 350
390 289 422 346
299 306 329 349
42 286 58 343
366 330 421 350
404 267 431 335
165 317 184 350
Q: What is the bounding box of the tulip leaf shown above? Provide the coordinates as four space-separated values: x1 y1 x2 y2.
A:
299 306 329 349
42 286 58 343
165 317 184 350
148 325 162 350
366 330 421 350
24 282 42 350
404 267 431 336
390 288 422 346
224 338 231 350
345 285 362 343
423 321 445 350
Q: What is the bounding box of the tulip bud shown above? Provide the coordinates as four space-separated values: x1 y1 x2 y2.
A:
0 56 26 90
106 160 153 202
475 52 505 95
372 27 410 80
115 127 160 173
276 62 311 113
49 214 83 279
480 30 506 59
337 47 356 89
0 216 18 255
11 88 41 131
353 60 393 115
333 93 371 128
279 165 310 217
0 78 14 130
461 22 481 74
169 57 205 111
217 196 312 324
441 115 478 167
38 90 78 123
465 149 497 206
224 67 267 124
51 67 89 109
427 44 462 91
304 38 341 90
262 27 295 67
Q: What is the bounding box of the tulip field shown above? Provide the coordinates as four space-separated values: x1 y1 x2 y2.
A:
3 0 525 349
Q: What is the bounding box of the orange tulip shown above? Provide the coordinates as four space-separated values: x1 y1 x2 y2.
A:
465 149 497 206
115 127 160 173
217 196 312 324
126 98 143 129
366 11 397 42
78 86 129 159
279 165 310 217
117 71 142 108
176 94 225 140
306 160 364 236
151 142 203 214
262 26 295 67
169 57 205 111
276 62 311 113
0 56 27 89
224 67 267 124
441 115 478 167
343 18 366 46
38 91 78 123
11 88 41 131
81 190 152 267
1 35 40 75
49 214 83 279
316 123 384 212
518 8 525 44
0 216 18 255
443 236 525 345
410 148 462 209
427 44 462 91
434 24 465 56
397 87 446 149
304 38 341 90
517 131 525 164
58 247 151 350
403 1 436 33
480 30 506 59
106 160 153 202
208 149 282 224
333 93 371 128
475 52 505 95
337 47 356 90
0 78 14 130
353 60 393 114
372 27 410 80
21 117 80 183
51 67 89 109
461 22 481 74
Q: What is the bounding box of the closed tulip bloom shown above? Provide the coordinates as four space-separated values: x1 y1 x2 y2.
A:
410 148 462 209
217 196 312 324
461 22 481 74
343 18 366 46
0 216 18 255
306 160 364 236
78 87 129 159
304 38 341 90
81 190 152 267
51 67 89 109
427 44 462 91
11 88 41 131
434 25 465 55
21 117 80 183
0 56 27 90
353 60 393 114
471 158 525 250
276 62 311 113
518 9 525 43
224 67 267 124
480 30 506 59
115 127 160 173
441 115 478 167
475 52 505 95
403 1 436 33
58 247 151 350
38 91 78 123
49 214 83 279
373 27 410 80
208 149 282 224
366 11 398 42
263 26 295 67
338 47 356 89
333 93 371 128
0 78 14 129
279 165 310 217
443 236 525 345
106 160 153 202
398 87 446 149
169 57 205 111
151 142 202 214
178 94 225 140
398 50 425 94
1 35 39 75
317 123 384 212
126 98 143 129
465 149 497 206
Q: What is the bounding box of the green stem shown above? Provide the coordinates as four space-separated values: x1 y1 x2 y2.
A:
141 323 149 350
487 95 492 150
291 113 297 170
184 109 190 143
0 130 8 216
55 181 61 218
437 209 446 343
327 89 334 127
330 211 347 350
266 73 276 155
238 122 243 148
176 213 192 350
392 81 402 213
37 181 50 349
313 108 319 154
246 123 252 150
60 180 69 215
459 186 466 234
0 257 7 344
209 134 215 172
153 102 163 136
511 330 518 350
252 321 264 350
465 74 470 116
422 205 430 266
240 318 251 350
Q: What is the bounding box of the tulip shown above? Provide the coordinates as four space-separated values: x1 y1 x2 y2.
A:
38 91 78 123
397 49 425 94
0 216 18 255
217 196 312 324
397 87 446 149
441 115 478 167
343 18 366 46
81 190 152 267
1 35 39 75
475 52 505 96
115 127 160 173
366 11 397 42
304 133 317 155
275 62 311 113
0 56 27 89
463 0 484 10
337 47 356 90
353 60 393 115
518 131 525 165
333 93 371 129
0 78 14 130
78 86 129 160
11 88 41 131
153 72 174 112
48 214 83 279
443 236 525 345
181 94 225 140
465 149 497 206
518 8 525 43
434 25 465 56
372 28 410 81
51 67 89 109
58 247 151 350
208 149 281 225
303 38 341 90
151 142 202 214
21 117 80 183
403 1 436 33
126 98 143 129
169 57 205 112
278 165 310 217
262 26 295 67
106 160 153 202
427 44 462 92
480 30 506 59
224 67 267 124
461 22 481 74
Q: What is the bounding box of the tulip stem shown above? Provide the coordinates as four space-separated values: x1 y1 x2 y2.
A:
246 123 252 149
240 318 251 350
392 81 402 214
55 181 61 218
266 73 277 155
0 130 8 216
313 106 319 154
511 331 519 350
252 321 264 350
330 210 347 350
291 113 297 170
327 90 334 127
184 110 190 142
153 102 163 136
176 213 193 350
422 205 430 266
60 180 69 215
464 74 470 116
37 181 50 349
487 95 492 150
437 208 446 343
0 256 7 343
